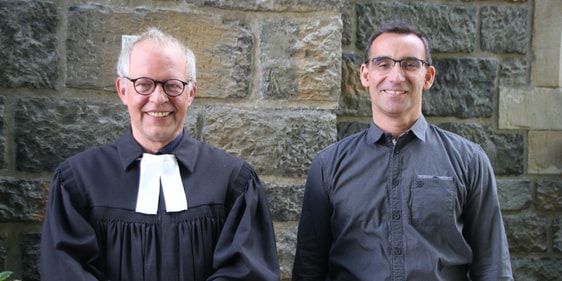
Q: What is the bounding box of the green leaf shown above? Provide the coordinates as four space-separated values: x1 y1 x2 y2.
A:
0 271 13 281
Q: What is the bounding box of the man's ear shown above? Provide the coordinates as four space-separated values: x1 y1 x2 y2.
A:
116 77 128 105
360 63 370 87
423 65 436 90
186 81 197 107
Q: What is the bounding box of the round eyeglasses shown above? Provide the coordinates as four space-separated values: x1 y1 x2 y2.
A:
367 57 430 74
124 76 191 97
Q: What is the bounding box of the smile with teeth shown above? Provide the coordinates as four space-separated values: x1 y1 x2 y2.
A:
384 90 406 95
147 111 172 118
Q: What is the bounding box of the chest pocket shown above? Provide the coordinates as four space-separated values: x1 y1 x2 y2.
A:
409 175 456 228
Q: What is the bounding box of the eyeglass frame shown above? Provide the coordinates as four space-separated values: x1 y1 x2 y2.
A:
366 56 431 73
123 76 192 97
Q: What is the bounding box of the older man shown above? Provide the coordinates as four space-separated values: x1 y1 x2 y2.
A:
41 27 279 281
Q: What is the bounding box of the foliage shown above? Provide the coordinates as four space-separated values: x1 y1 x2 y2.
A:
0 272 12 281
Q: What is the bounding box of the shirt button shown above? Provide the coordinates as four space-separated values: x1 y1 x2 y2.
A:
392 179 399 186
394 248 402 255
392 212 401 220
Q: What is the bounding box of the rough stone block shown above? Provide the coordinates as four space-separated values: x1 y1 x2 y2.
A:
480 6 529 54
341 3 353 46
0 96 5 170
187 0 342 12
554 216 562 253
499 57 529 85
356 2 477 53
0 234 5 270
437 122 524 176
503 213 547 253
499 87 562 130
339 53 370 116
531 0 562 87
497 179 532 211
425 58 498 118
259 15 341 101
202 106 337 178
66 4 253 98
511 256 562 281
536 180 562 211
0 1 58 88
0 177 49 222
21 233 40 281
273 221 298 281
528 131 562 175
263 181 304 221
337 120 369 140
15 97 128 172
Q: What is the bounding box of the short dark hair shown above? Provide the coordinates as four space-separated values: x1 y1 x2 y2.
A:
364 21 432 66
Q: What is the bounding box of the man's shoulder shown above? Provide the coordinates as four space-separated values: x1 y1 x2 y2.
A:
428 123 483 153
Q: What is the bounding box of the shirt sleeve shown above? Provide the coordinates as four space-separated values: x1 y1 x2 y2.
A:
208 163 280 281
464 148 513 281
40 163 106 281
292 155 332 281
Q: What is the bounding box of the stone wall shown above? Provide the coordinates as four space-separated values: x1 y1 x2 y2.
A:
0 0 560 280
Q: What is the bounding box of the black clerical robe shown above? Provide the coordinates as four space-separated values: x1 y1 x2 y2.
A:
40 129 280 281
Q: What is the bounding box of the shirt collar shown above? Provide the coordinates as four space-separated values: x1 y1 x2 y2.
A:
116 128 198 173
368 115 428 144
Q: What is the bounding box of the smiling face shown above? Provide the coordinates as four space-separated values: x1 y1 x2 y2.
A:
116 40 196 153
360 32 435 132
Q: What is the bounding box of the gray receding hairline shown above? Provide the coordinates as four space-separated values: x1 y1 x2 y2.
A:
116 27 197 82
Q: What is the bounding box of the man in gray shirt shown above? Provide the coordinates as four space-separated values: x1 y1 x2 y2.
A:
292 20 513 281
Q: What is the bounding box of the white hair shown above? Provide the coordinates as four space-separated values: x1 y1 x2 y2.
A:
116 27 197 83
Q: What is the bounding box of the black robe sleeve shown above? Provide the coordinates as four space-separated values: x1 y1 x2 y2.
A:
208 163 280 281
40 162 107 281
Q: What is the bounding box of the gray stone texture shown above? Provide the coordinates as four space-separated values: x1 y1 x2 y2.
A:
499 57 530 85
480 6 529 54
425 58 498 119
554 216 562 253
264 181 304 222
497 179 532 211
337 120 370 140
0 234 5 270
0 1 58 88
536 180 562 211
274 222 298 281
503 213 547 253
511 256 562 281
0 96 5 170
437 122 524 176
341 2 353 46
21 233 40 281
339 53 370 116
356 2 477 53
259 16 341 101
66 4 253 97
202 106 337 178
0 177 49 222
187 0 343 11
15 97 128 172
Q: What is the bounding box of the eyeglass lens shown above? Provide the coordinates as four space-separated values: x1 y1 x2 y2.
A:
371 57 425 73
133 77 185 96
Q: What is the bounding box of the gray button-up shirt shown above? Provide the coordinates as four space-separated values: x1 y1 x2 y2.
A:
293 115 513 281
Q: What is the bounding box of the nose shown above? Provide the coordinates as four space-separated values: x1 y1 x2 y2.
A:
149 83 169 103
386 63 406 82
